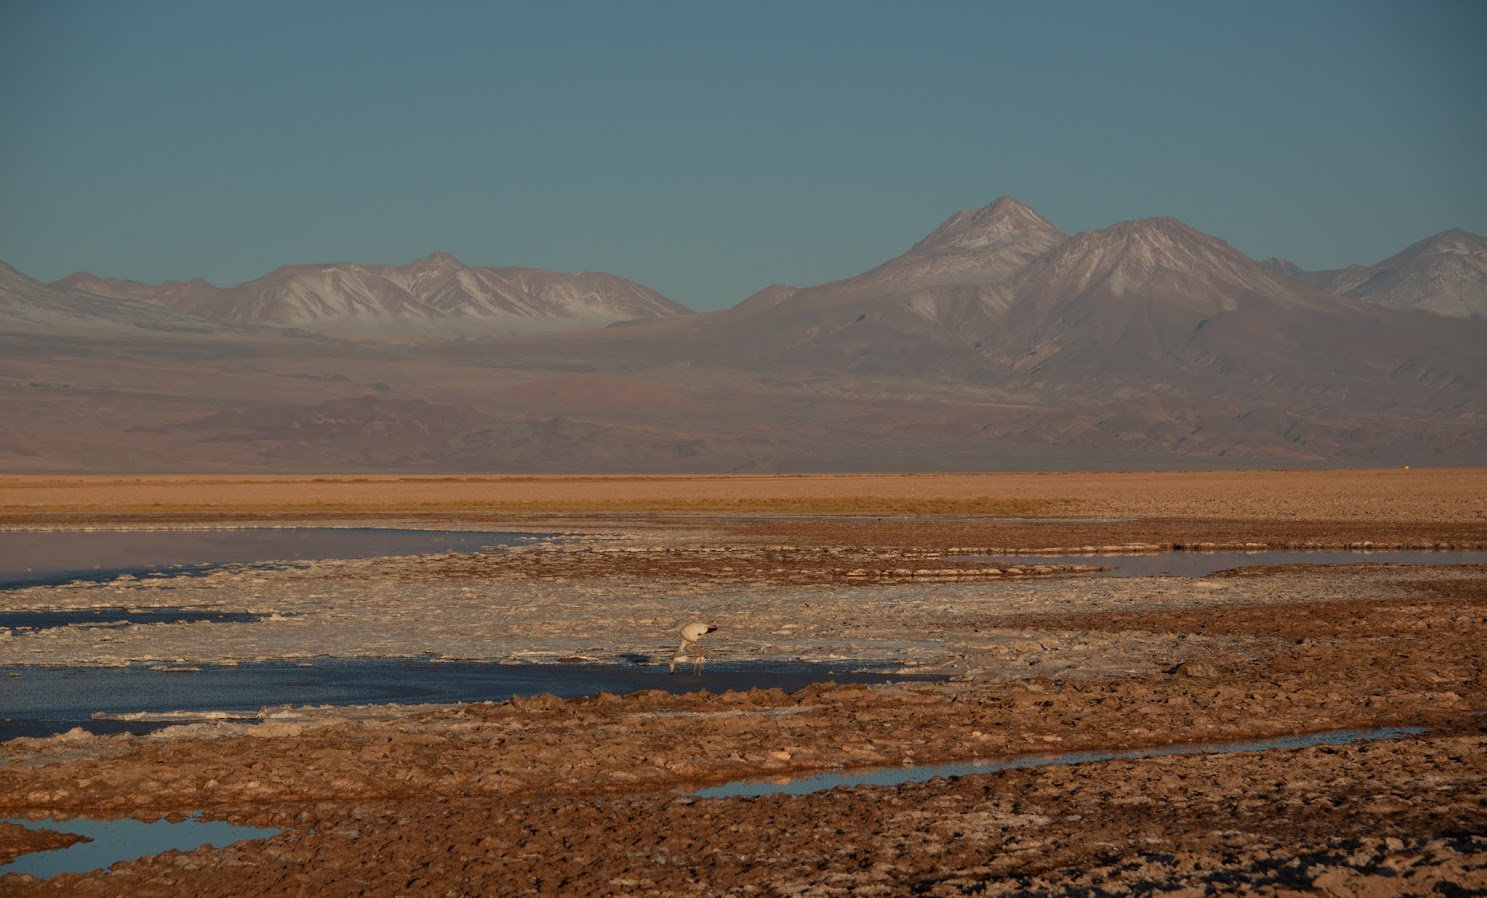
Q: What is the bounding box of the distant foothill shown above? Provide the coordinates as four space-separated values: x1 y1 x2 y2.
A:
1 198 1483 473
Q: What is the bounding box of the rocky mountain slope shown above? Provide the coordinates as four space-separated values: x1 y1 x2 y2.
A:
1266 228 1487 318
842 196 1070 295
680 197 1073 373
545 199 1485 467
1 263 240 334
53 253 692 337
4 202 1484 472
671 201 1480 393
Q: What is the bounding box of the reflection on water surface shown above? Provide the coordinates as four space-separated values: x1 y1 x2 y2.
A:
0 527 544 589
1 814 281 879
0 659 934 741
0 608 266 631
694 726 1428 798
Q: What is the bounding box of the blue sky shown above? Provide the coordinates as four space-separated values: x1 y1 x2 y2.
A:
2 1 1483 310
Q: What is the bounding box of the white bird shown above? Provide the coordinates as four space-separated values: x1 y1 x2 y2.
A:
669 622 718 675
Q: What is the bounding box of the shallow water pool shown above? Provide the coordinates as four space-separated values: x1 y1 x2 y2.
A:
0 527 546 589
0 814 280 879
0 658 934 741
0 608 267 631
692 726 1428 798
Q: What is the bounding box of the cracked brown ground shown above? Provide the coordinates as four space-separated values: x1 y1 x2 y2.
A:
1 469 1485 896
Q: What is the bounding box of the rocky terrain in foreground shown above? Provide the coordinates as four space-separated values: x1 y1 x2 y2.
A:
1 507 1484 896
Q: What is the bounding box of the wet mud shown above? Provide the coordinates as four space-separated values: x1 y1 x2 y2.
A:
1 510 1485 895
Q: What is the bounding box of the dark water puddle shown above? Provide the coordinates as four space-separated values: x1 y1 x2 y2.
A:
0 528 546 589
0 814 281 879
963 550 1487 577
695 722 1427 796
0 608 267 632
693 726 1428 799
0 659 934 741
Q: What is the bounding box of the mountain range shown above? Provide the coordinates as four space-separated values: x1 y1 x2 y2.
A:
2 199 1483 473
48 254 690 336
1265 229 1487 319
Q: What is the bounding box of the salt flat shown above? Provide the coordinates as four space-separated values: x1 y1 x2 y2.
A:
1 469 1484 895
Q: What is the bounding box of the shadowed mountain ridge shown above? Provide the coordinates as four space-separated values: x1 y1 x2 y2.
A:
54 254 692 338
5 199 1484 472
1268 228 1487 318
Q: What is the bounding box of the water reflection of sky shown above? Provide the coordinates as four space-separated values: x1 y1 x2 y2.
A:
0 609 265 631
0 659 933 741
0 528 543 589
694 726 1428 798
1 815 280 879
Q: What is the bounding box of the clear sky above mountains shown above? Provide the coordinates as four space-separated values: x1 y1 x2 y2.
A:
2 0 1483 311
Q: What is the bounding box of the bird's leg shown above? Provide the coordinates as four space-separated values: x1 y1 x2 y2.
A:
692 643 705 675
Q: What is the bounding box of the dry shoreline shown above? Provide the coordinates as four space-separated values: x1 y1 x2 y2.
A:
1 469 1484 895
5 467 1485 523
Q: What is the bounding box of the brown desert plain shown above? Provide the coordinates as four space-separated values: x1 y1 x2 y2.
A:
1 469 1485 896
